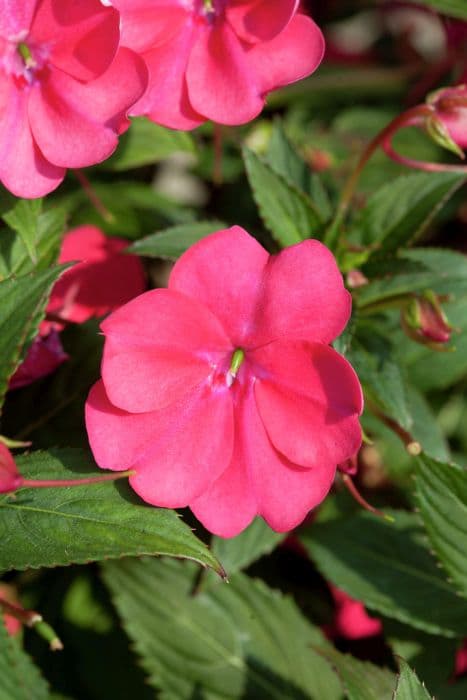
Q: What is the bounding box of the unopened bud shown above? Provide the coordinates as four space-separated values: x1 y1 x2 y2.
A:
401 291 453 350
426 85 467 153
0 444 22 495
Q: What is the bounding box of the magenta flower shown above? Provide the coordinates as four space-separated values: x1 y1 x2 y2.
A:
111 0 324 129
85 227 362 537
0 443 22 494
0 0 148 198
9 330 67 390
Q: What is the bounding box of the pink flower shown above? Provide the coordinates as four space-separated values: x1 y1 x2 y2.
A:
111 0 324 129
10 226 146 390
327 585 382 640
0 443 22 494
85 227 363 537
9 330 67 390
0 0 148 198
45 225 147 328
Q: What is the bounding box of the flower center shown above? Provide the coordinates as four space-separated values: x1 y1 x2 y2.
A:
190 0 226 21
226 348 245 387
0 37 49 88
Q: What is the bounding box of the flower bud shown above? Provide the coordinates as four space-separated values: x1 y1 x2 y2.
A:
401 291 453 350
426 85 467 154
0 443 22 495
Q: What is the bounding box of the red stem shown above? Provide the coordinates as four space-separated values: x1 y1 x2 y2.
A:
342 474 394 523
20 470 135 489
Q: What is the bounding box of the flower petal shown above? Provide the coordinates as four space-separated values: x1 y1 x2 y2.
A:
254 239 351 345
131 19 204 130
29 48 147 169
0 0 36 37
169 226 269 346
0 74 64 197
30 0 120 82
246 14 324 95
129 383 234 508
101 288 232 413
85 380 160 471
253 342 363 468
113 0 188 53
186 21 264 125
226 0 298 43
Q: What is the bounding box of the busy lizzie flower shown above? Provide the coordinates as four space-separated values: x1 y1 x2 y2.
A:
86 226 363 537
111 0 325 129
0 0 147 197
10 225 146 389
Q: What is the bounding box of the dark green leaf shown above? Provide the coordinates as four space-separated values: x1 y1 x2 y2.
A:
103 558 342 699
128 221 226 259
211 518 284 577
0 449 222 575
0 265 68 412
301 510 467 637
0 619 50 700
102 118 195 171
2 198 43 264
243 147 323 246
355 172 465 254
415 454 467 597
394 660 432 700
314 646 395 700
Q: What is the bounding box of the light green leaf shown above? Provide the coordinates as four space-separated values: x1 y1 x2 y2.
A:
0 449 222 575
102 118 195 171
301 510 467 638
0 619 50 700
2 198 43 264
415 454 467 597
211 518 284 577
0 206 65 280
355 172 465 254
314 647 396 700
103 558 342 700
243 147 323 247
128 221 226 259
406 0 467 20
0 265 68 412
394 660 432 700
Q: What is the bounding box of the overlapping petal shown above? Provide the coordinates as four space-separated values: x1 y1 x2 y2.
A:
0 0 36 37
169 226 268 345
247 14 325 95
112 0 188 53
226 0 298 43
29 48 147 169
186 21 264 125
0 74 64 198
253 341 362 468
30 0 120 81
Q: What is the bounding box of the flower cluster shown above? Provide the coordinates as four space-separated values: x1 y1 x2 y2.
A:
86 227 363 537
0 0 324 197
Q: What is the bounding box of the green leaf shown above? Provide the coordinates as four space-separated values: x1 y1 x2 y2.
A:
0 265 68 412
355 172 465 254
314 647 396 700
415 454 467 597
357 248 467 309
243 147 323 247
211 518 284 577
394 660 432 700
102 118 195 171
0 449 222 575
2 198 43 264
128 221 226 260
348 335 412 431
300 510 467 638
103 558 342 700
406 0 467 20
0 619 50 700
0 206 65 280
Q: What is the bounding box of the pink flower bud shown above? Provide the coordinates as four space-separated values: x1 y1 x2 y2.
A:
426 85 467 154
0 443 22 494
401 291 453 350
